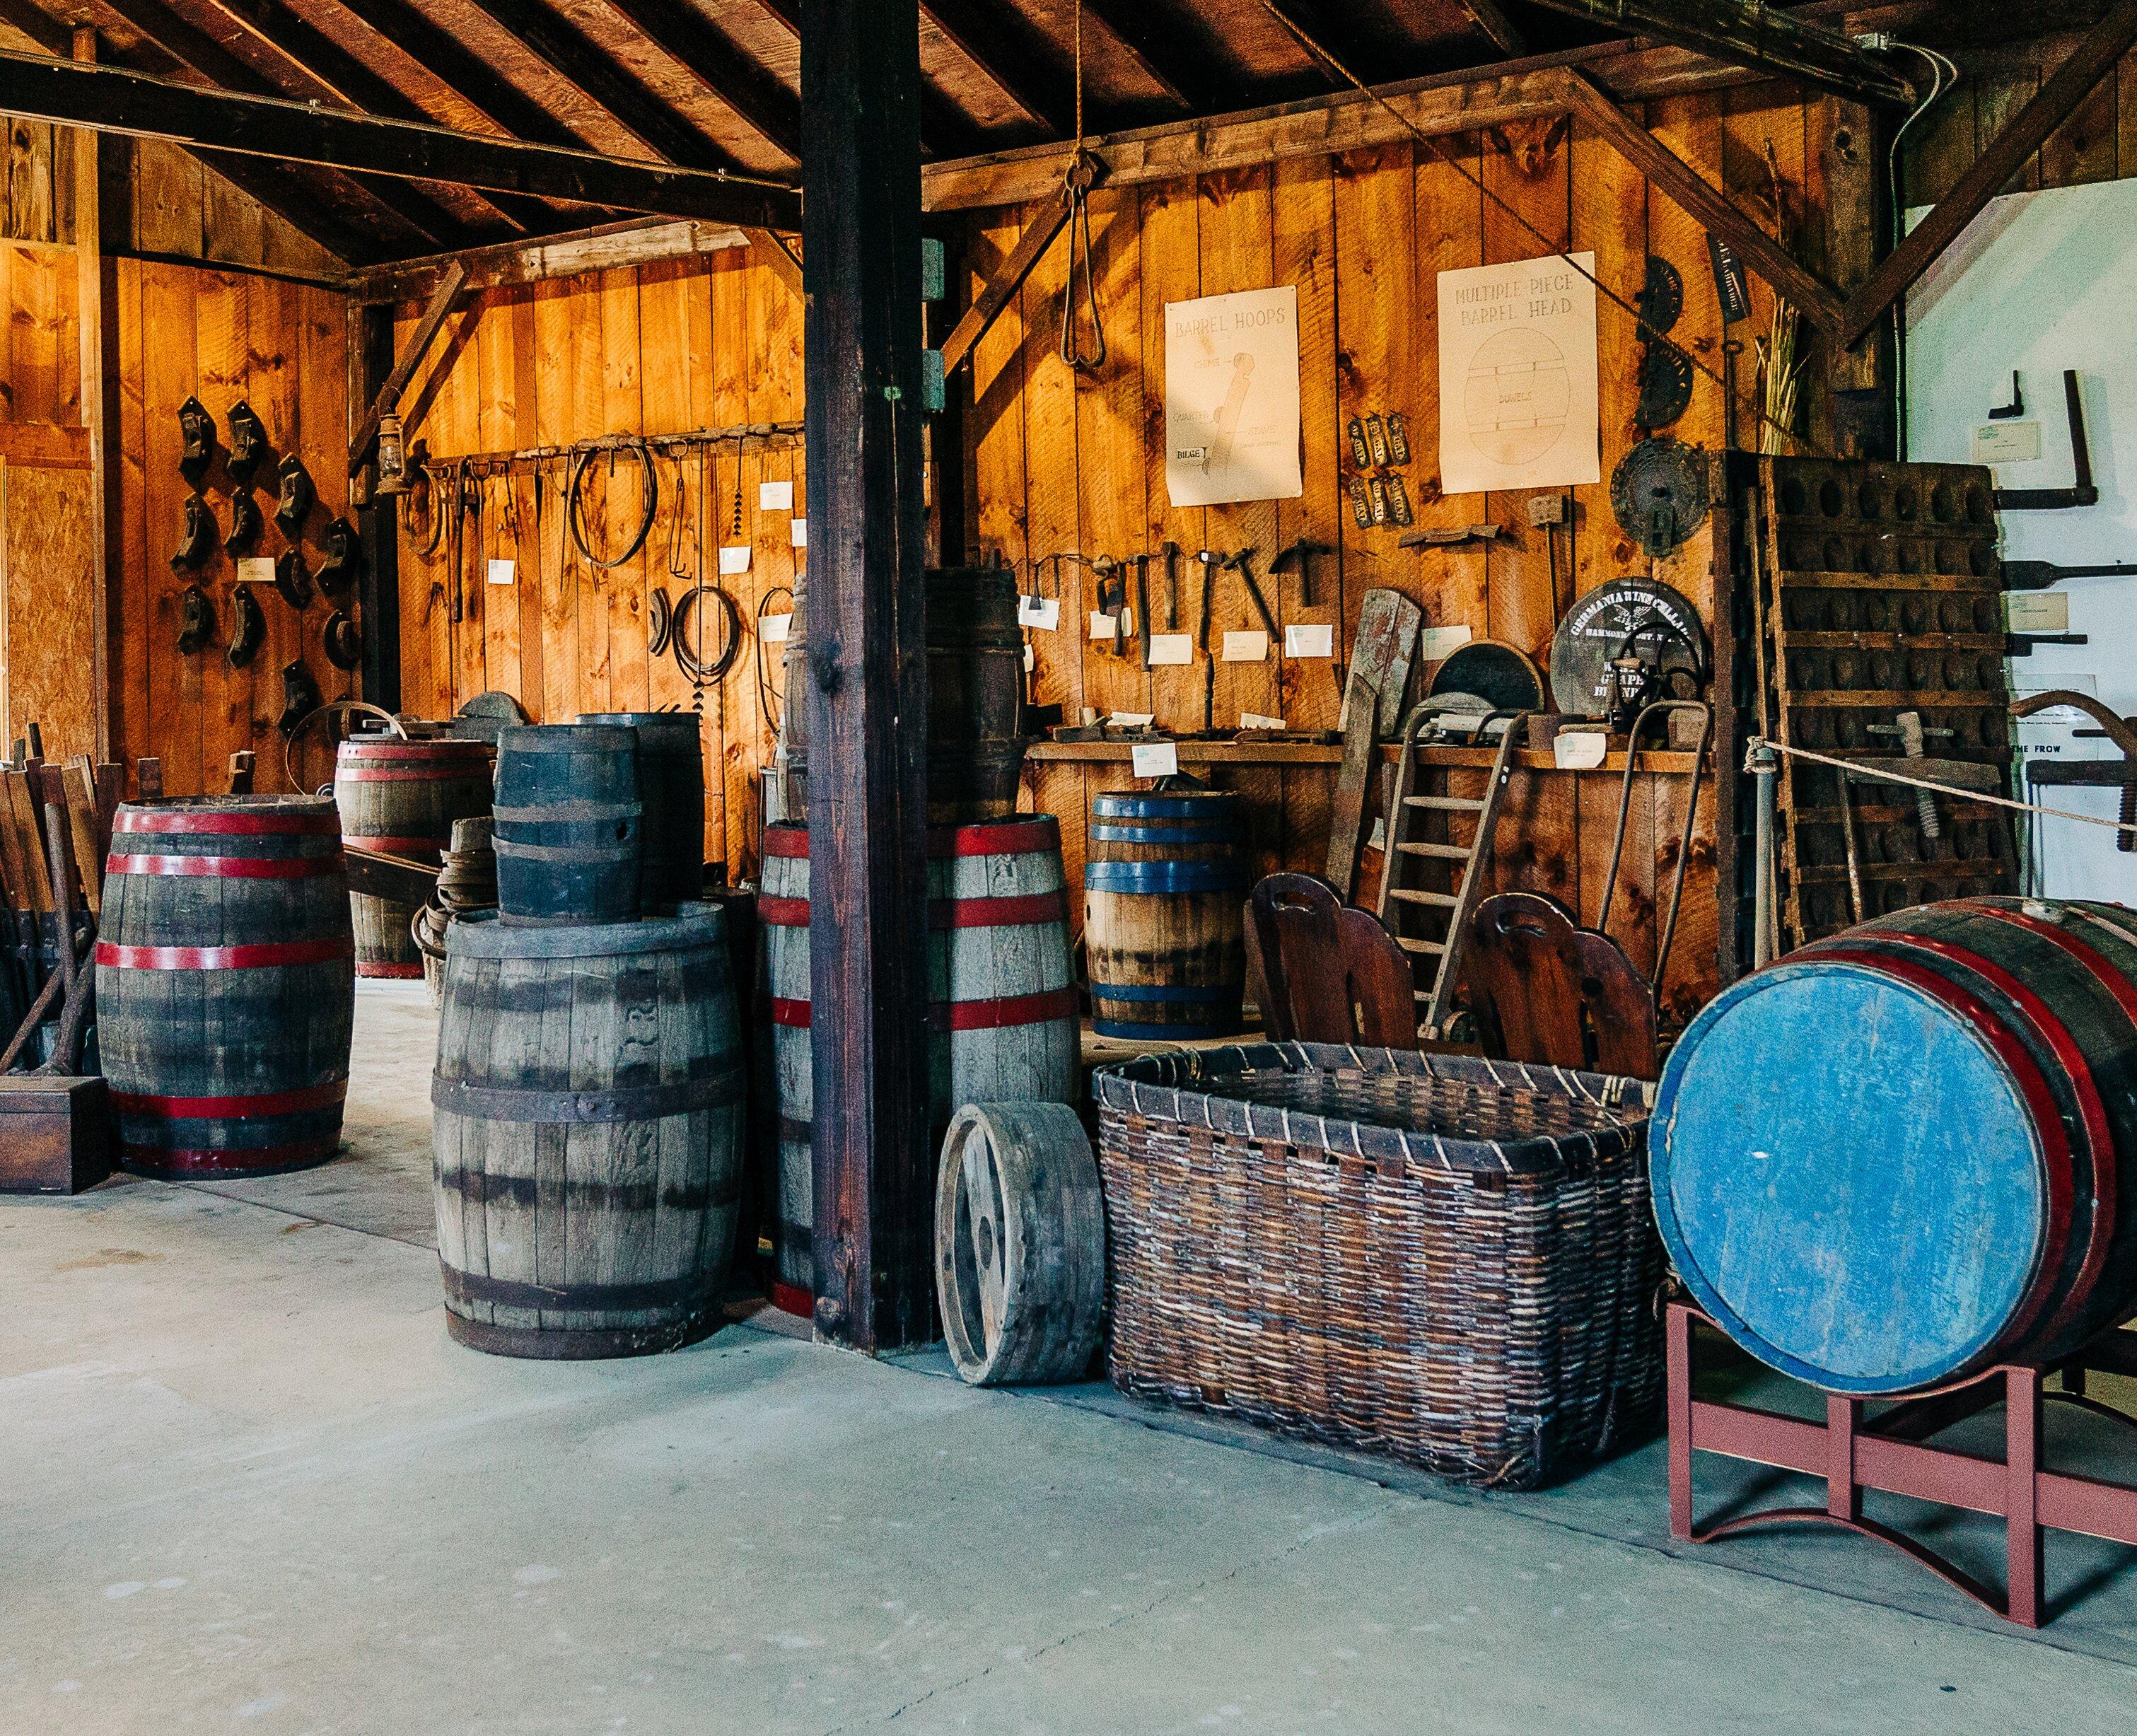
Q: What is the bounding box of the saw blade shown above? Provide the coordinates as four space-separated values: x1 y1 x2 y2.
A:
1610 437 1709 559
1635 339 1694 430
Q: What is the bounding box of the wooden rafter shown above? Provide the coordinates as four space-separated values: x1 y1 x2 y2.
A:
202 0 559 233
921 0 1077 137
600 0 801 160
1520 0 1917 106
93 0 472 246
345 216 750 305
348 260 468 472
343 0 599 151
750 0 986 159
1079 0 1223 113
1455 0 1527 59
1561 68 1845 334
1837 0 2137 347
458 0 745 173
0 0 375 258
0 52 803 229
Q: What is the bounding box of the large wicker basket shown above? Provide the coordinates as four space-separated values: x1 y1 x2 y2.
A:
1093 1043 1665 1489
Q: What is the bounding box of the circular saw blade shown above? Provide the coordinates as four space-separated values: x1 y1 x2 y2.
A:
1549 576 1709 717
1635 339 1694 430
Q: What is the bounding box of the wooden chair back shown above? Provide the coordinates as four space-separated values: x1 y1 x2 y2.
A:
1250 872 1419 1049
1466 891 1658 1080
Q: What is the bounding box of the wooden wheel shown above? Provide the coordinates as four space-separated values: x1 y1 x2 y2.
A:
933 1102 1105 1386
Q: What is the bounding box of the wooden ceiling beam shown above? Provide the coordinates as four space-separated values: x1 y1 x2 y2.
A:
203 0 560 233
93 0 476 247
1520 0 1918 105
1455 0 1528 59
458 0 745 173
0 52 803 228
346 216 751 305
598 0 801 159
0 0 378 259
920 0 1077 138
340 0 594 151
750 0 987 159
1078 0 1221 112
1837 0 2137 346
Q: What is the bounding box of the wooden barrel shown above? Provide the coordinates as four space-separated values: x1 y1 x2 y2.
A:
431 903 744 1358
757 817 1078 1316
925 567 1025 824
95 796 354 1178
491 724 642 926
578 711 706 907
1084 789 1249 1039
333 735 493 978
781 567 1026 823
1653 897 2137 1394
935 1101 1105 1385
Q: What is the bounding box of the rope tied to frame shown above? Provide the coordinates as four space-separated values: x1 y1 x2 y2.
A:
1748 735 2137 838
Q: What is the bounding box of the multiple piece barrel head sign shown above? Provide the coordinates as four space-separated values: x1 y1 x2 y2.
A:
1437 252 1601 496
1548 576 1708 717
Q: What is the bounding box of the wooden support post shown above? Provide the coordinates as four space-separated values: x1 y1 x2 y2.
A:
349 303 402 711
803 0 934 1352
1802 96 1892 459
73 27 112 763
924 221 968 569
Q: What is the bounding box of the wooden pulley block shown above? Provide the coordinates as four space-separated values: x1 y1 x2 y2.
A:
934 1101 1105 1387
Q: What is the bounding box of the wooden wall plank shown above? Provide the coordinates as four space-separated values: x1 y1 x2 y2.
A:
111 255 148 767
532 274 580 733
600 267 650 716
477 290 524 709
705 252 756 879
139 262 202 794
192 268 248 788
293 281 349 708
1135 182 1200 742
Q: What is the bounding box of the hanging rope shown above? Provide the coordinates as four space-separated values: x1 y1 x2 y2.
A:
1254 0 1829 458
1059 2 1107 371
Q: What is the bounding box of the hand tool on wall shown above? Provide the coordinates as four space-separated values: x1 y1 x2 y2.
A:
1323 588 1423 900
1160 540 1180 629
1398 522 1503 551
1997 370 2097 511
323 611 362 672
176 584 214 654
275 455 316 537
1195 549 1222 730
227 587 265 668
316 518 362 596
177 396 216 486
1223 547 1276 643
2012 689 2137 855
1130 553 1154 670
1867 711 1953 839
279 660 322 738
274 550 314 612
170 496 215 570
1271 538 1334 608
1091 558 1128 656
223 487 262 555
2001 557 2137 591
1058 151 1107 373
226 400 267 486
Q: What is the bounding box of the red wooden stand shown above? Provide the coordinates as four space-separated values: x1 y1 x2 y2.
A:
1668 1303 2137 1626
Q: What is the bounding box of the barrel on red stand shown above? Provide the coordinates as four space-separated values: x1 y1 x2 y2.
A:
333 735 494 978
95 796 356 1179
756 817 1077 1318
1653 897 2137 1394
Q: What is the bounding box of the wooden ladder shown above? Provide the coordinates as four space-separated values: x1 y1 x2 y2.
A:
1375 706 1528 1035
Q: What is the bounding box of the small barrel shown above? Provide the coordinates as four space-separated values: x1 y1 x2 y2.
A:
431 904 745 1358
1653 897 2137 1394
333 735 494 978
926 568 1026 824
757 817 1078 1317
95 796 355 1178
781 567 1027 823
491 724 642 926
1084 789 1250 1039
578 711 706 907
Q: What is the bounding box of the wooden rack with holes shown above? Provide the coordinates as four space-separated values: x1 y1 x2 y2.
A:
1750 456 2018 948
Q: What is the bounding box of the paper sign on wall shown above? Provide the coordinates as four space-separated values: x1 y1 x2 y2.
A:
1240 712 1285 730
1018 595 1061 631
1222 629 1269 663
759 479 794 511
1090 611 1120 641
1148 633 1193 665
1283 624 1334 658
1131 742 1179 779
1437 252 1600 496
236 557 276 584
718 544 752 576
1554 730 1609 770
487 559 516 586
790 519 808 549
1420 624 1474 659
759 613 792 643
1972 421 2042 465
1164 286 1303 508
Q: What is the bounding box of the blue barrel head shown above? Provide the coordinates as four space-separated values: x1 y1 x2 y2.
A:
1652 960 2048 1394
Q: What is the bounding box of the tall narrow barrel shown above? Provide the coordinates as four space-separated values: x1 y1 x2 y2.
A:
96 796 355 1177
1084 789 1249 1039
491 724 641 926
432 904 744 1358
334 735 494 978
780 567 1027 822
1653 897 2137 1394
756 818 1077 1316
579 712 706 907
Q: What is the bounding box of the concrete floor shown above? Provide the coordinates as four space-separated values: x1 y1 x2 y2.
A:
6 985 2137 1735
